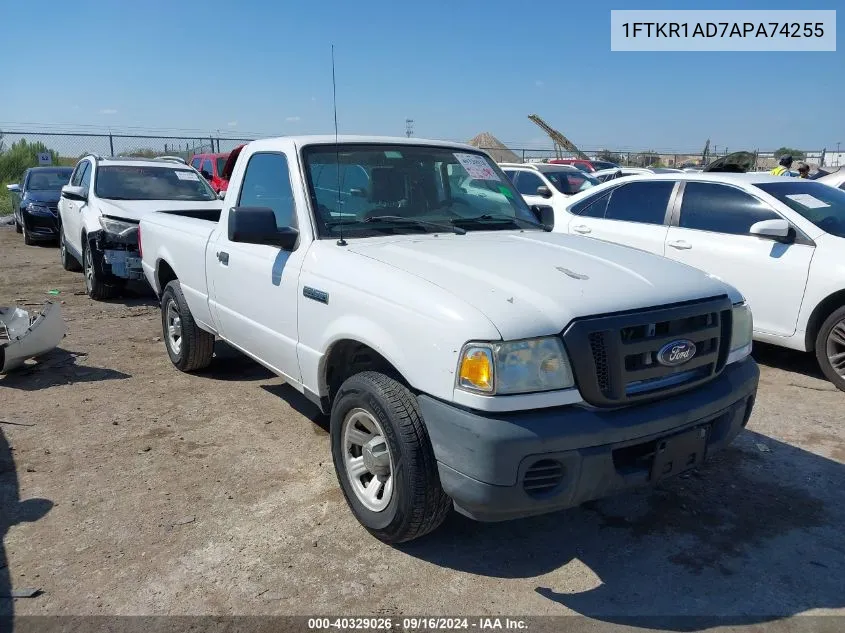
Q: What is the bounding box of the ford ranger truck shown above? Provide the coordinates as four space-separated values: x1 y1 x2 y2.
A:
139 136 759 544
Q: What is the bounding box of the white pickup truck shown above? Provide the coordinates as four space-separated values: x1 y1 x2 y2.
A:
139 136 759 543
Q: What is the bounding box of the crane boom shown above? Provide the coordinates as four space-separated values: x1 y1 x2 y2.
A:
527 114 590 160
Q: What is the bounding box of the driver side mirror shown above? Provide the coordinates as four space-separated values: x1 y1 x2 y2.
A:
749 218 792 243
61 184 87 202
536 185 553 199
228 206 299 250
530 204 555 230
6 184 20 193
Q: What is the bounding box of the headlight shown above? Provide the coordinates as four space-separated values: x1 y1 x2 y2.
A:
457 336 575 395
99 216 138 238
26 203 53 217
728 302 753 363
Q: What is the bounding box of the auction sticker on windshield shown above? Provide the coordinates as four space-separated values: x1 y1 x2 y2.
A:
454 153 500 181
175 171 200 181
786 193 830 209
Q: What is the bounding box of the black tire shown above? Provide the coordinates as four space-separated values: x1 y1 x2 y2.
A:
815 305 845 392
160 280 215 372
82 238 116 300
23 226 34 245
331 371 451 543
14 216 22 234
59 229 82 271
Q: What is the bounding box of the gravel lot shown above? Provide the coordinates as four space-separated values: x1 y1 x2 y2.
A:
1 225 844 630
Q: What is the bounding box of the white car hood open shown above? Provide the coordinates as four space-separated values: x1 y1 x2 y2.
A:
347 231 737 340
97 199 223 222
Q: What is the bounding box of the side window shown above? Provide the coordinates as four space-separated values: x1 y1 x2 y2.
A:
70 161 87 186
191 157 202 170
202 159 214 176
502 170 517 182
78 162 92 191
237 152 296 229
604 181 675 225
679 182 780 235
571 189 613 218
514 171 545 196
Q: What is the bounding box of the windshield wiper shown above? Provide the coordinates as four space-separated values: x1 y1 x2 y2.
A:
365 215 466 235
451 214 549 231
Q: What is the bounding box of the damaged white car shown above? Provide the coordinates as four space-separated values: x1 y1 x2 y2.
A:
57 155 222 300
0 302 66 373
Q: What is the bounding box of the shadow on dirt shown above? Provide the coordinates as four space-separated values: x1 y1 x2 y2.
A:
0 426 53 619
752 342 826 381
194 341 275 382
400 430 845 629
0 348 130 391
260 383 329 433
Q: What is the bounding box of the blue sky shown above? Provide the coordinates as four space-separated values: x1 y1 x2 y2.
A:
2 0 843 152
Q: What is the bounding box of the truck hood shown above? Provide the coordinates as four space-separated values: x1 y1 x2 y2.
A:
347 231 738 339
96 199 223 222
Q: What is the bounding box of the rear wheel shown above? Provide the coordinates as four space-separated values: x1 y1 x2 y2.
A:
816 305 845 392
82 239 116 300
161 280 215 372
59 229 81 271
331 371 451 543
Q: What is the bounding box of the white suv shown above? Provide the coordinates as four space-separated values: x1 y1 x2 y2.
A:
58 155 222 300
499 163 600 226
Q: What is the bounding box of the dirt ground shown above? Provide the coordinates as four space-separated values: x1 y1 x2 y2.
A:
1 225 844 630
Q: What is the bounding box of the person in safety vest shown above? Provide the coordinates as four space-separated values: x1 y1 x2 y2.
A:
770 155 794 176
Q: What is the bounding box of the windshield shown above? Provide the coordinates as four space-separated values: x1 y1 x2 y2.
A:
756 181 845 238
25 169 72 191
216 156 228 177
542 169 599 194
303 144 540 238
94 166 217 201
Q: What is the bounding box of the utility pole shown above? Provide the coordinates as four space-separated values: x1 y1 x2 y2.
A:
838 141 842 166
405 119 414 137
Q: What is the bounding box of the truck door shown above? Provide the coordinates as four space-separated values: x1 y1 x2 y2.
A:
208 150 306 383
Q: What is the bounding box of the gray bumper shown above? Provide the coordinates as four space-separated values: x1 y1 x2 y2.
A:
418 357 759 522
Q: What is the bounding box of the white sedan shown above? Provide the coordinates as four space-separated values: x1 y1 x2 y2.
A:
816 167 845 191
553 172 845 390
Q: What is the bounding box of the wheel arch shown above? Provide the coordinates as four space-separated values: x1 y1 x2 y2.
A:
805 289 845 350
321 338 407 409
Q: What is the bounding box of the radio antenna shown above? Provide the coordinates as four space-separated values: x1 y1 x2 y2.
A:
332 44 346 246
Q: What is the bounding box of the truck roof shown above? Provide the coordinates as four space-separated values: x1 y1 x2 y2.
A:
247 135 481 152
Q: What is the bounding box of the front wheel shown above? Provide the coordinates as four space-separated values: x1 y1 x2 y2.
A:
160 280 215 372
14 216 22 234
816 305 845 392
23 226 34 245
331 371 451 543
82 239 116 300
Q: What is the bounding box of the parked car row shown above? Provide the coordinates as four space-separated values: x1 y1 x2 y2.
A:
5 135 840 544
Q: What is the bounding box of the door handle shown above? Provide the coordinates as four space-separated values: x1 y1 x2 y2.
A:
572 225 592 234
217 251 229 265
668 240 692 250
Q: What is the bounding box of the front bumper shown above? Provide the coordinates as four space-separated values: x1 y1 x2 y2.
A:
89 230 145 282
21 211 59 239
419 357 759 522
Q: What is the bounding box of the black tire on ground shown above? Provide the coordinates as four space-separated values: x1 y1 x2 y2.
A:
160 279 215 372
82 238 116 300
59 229 82 271
23 226 34 245
15 217 22 234
330 371 451 544
815 305 845 392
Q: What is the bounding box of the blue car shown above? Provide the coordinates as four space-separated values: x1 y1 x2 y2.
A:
7 166 73 245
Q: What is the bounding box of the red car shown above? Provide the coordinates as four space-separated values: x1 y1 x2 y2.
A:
189 152 231 193
547 158 619 173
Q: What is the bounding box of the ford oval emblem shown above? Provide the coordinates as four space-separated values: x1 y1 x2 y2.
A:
657 340 697 367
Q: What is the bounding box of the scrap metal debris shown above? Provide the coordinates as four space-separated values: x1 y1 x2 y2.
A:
5 587 41 598
0 301 66 373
